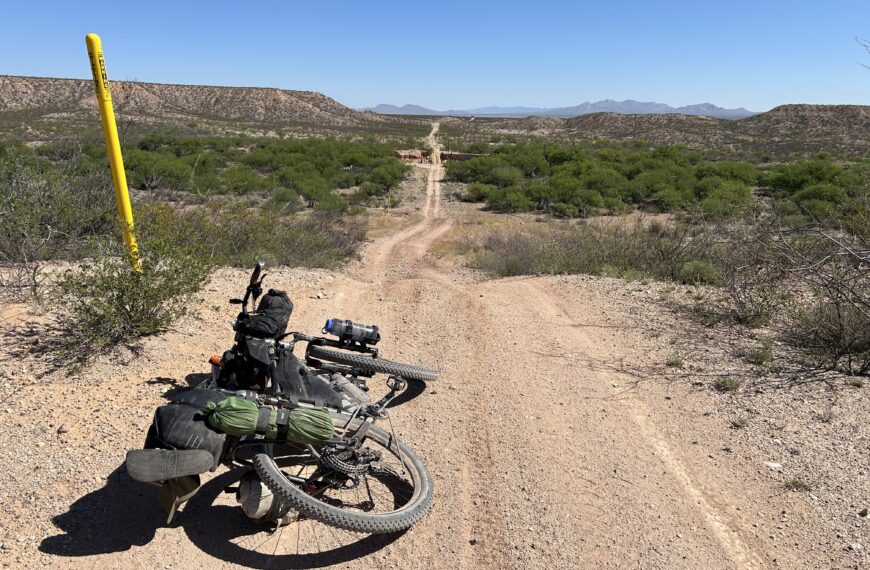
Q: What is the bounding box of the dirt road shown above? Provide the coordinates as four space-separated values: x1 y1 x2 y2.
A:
0 123 856 569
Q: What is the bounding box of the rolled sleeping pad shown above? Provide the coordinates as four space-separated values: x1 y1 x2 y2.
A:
204 397 334 444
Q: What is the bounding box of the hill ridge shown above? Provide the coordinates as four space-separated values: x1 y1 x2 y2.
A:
0 75 378 129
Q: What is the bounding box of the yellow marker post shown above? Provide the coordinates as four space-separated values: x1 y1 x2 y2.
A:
85 33 140 270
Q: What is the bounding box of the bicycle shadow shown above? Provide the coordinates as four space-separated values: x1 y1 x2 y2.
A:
183 469 405 569
145 373 212 401
39 466 163 556
39 465 402 569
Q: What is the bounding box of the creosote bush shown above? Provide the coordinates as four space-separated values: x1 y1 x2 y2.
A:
51 201 367 363
54 205 212 361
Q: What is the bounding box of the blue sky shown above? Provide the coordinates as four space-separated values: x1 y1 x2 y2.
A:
2 1 869 111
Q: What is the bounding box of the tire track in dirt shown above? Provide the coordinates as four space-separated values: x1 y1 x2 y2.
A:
327 123 512 568
333 122 772 568
514 279 767 569
357 122 451 285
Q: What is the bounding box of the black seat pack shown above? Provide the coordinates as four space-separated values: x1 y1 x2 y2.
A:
144 389 229 470
234 289 293 339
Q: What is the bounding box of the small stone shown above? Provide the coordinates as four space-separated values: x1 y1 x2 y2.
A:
469 538 477 546
848 543 862 552
859 508 868 518
57 425 69 434
764 461 782 471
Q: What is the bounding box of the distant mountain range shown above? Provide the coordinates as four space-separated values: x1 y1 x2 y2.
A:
363 100 758 120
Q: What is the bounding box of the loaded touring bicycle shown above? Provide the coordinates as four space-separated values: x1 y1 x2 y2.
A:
126 263 438 535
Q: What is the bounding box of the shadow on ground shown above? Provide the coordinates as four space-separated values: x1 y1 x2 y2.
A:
145 372 211 400
39 465 401 569
39 466 163 556
182 469 404 569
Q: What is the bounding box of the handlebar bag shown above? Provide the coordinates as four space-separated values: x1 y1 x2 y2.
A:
234 289 293 338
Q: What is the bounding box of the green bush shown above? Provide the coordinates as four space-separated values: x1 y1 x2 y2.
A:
457 182 495 202
764 158 843 192
118 135 409 208
444 141 867 225
263 188 302 214
678 260 723 285
53 205 212 361
791 183 847 221
222 164 265 194
190 202 365 269
0 144 116 298
699 179 751 218
488 186 532 212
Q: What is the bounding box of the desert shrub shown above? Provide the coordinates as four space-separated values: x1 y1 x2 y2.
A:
472 219 718 282
696 160 759 185
791 183 847 221
713 377 742 392
222 164 265 194
190 202 365 269
678 260 723 286
456 182 495 202
314 192 349 215
786 297 870 375
763 158 843 193
263 188 303 214
0 144 116 299
369 159 408 189
748 339 774 366
698 179 752 218
53 205 212 361
120 135 408 208
446 141 870 224
718 265 781 327
488 186 533 212
489 166 525 188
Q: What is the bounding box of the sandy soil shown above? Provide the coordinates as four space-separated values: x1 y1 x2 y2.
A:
0 123 866 569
